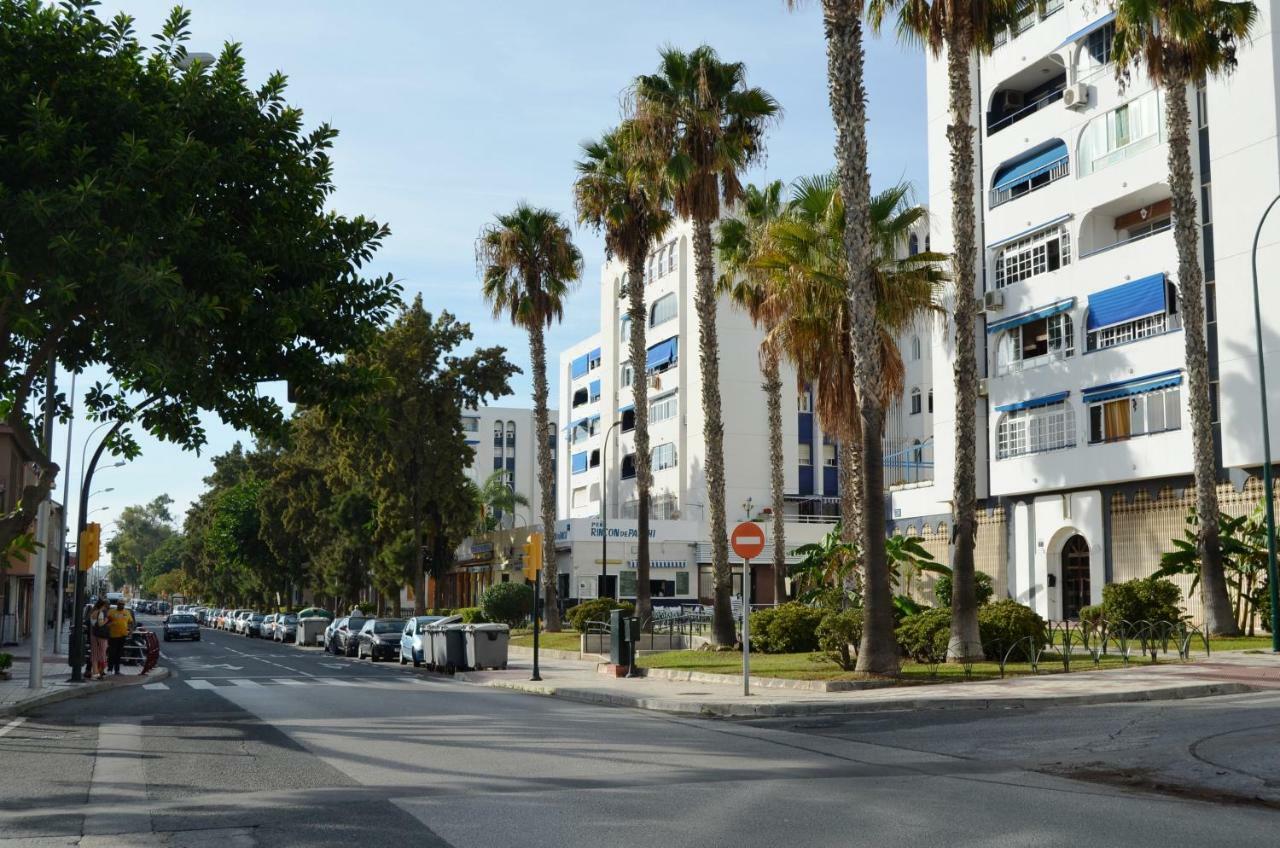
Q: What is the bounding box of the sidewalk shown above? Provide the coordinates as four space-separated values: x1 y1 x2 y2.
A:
459 650 1277 718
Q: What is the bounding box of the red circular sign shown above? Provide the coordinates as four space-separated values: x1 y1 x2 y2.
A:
730 522 766 560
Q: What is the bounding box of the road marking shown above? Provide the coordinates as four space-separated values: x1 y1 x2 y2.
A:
0 717 27 738
273 678 307 686
315 677 359 686
229 678 263 688
185 679 217 690
86 720 149 836
142 682 169 691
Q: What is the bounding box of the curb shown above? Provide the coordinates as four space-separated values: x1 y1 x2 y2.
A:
0 667 171 718
634 667 898 693
480 678 1256 718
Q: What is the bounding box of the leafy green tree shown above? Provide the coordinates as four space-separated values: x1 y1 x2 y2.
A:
204 478 283 609
477 206 582 631
476 469 530 532
0 2 399 557
140 534 186 596
106 495 176 591
633 45 779 646
1111 0 1257 636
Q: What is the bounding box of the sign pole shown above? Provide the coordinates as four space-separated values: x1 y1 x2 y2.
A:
742 556 750 696
531 569 542 682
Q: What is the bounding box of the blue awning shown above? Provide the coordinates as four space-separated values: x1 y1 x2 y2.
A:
465 439 479 446
1082 370 1182 404
993 141 1068 191
570 353 590 379
1086 273 1167 331
1056 11 1116 50
987 214 1072 250
571 451 588 474
647 336 678 370
995 391 1070 413
618 403 634 415
589 379 601 398
987 298 1075 334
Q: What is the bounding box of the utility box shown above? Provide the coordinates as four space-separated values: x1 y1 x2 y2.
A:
609 608 639 667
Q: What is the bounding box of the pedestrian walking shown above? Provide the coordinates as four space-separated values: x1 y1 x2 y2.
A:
89 600 109 680
106 599 132 676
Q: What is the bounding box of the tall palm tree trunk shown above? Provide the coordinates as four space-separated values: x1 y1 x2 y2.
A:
528 323 562 631
820 0 898 675
694 219 734 646
763 348 787 602
838 431 864 599
1165 78 1236 634
944 30 984 661
627 255 653 627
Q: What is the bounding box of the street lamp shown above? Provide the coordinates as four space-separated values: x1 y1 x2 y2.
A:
89 488 114 498
1250 195 1280 650
599 419 623 600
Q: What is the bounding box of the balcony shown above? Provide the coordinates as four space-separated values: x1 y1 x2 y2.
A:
990 141 1069 209
1078 187 1173 259
884 438 933 488
987 58 1066 136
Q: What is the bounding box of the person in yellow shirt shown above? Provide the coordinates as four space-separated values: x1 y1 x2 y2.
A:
106 600 133 675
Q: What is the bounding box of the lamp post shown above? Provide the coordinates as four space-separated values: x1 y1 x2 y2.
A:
599 419 623 600
1250 195 1280 651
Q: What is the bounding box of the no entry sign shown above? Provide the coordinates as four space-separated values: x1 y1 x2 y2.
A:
730 522 766 560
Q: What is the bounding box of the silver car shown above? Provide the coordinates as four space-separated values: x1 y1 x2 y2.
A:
274 614 298 643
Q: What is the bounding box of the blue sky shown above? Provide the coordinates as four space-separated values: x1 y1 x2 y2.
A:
55 0 928 551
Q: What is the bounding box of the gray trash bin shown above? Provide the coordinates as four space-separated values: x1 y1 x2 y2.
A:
429 622 469 673
421 615 461 670
464 623 510 671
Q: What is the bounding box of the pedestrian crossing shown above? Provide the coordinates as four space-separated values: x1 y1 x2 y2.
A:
149 676 437 692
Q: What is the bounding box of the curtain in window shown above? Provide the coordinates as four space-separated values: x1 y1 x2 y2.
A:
1103 399 1130 439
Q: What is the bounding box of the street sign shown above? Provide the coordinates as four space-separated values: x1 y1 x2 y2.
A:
730 521 765 560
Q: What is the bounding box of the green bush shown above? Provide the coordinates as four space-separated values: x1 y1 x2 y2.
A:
455 606 487 624
1256 585 1272 633
426 608 453 616
817 609 863 670
1101 577 1184 625
895 607 951 664
977 599 1046 661
1078 604 1104 627
748 603 824 653
566 598 634 633
0 652 11 671
479 582 534 627
931 571 995 608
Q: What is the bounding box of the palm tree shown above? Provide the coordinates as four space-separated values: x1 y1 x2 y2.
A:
867 0 1021 661
574 121 673 628
477 204 583 632
1111 0 1256 635
633 45 779 646
477 469 530 532
755 175 944 672
716 180 788 604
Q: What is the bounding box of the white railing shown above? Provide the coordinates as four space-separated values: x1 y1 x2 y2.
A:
989 156 1069 208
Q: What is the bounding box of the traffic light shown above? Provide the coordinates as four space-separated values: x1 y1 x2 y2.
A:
522 531 543 581
79 522 101 571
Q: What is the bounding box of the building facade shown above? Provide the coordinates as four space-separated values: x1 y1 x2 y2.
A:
893 0 1280 622
460 405 557 532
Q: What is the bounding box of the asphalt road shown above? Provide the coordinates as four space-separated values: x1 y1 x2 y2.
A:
2 615 1278 847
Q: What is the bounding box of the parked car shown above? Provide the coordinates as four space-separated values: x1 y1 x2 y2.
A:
163 612 200 642
274 613 298 643
245 613 266 638
356 618 406 661
233 610 253 634
261 613 278 639
326 615 368 656
399 615 452 667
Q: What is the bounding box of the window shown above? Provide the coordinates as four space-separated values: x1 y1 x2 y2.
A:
571 451 588 474
1080 22 1114 77
1079 91 1163 176
589 449 600 469
798 443 812 466
650 392 678 424
1086 279 1178 351
1088 387 1181 443
908 234 919 256
462 416 479 432
996 312 1075 375
571 419 590 443
990 141 1069 207
621 408 636 432
572 387 588 407
928 389 934 414
823 444 838 467
912 439 924 465
909 387 922 415
646 337 678 374
506 422 515 448
652 442 677 470
587 348 602 371
650 293 677 328
621 453 636 479
589 416 601 437
570 353 590 379
621 363 633 388
493 421 504 447
572 486 590 508
911 336 921 360
798 390 812 413
589 380 601 402
667 243 677 275
993 221 1071 288
996 402 1076 459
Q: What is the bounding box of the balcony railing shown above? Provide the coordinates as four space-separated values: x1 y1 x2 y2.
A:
1079 219 1172 260
884 438 934 488
990 156 1069 208
988 86 1065 135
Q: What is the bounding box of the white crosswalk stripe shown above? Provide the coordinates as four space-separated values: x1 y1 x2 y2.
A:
142 682 169 691
229 678 263 688
168 675 424 692
273 678 307 686
185 679 217 690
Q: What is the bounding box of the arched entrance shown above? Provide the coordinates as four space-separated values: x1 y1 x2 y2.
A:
1061 534 1091 620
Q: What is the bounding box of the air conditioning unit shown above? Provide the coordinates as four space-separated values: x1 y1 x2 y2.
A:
978 378 989 397
648 374 662 390
1063 83 1089 111
1001 90 1026 111
983 290 1004 312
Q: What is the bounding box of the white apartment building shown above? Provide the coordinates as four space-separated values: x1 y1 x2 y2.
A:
895 0 1280 622
461 405 557 530
555 219 860 608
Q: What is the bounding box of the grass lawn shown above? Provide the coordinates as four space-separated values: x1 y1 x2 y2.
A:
640 649 1169 683
509 631 584 652
1208 635 1275 652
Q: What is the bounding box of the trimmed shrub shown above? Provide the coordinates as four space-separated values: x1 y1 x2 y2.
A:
895 607 951 664
1257 585 1272 633
749 603 824 653
1078 604 1104 627
426 608 453 616
1100 577 1183 626
817 609 863 670
456 606 487 624
479 582 534 627
978 599 1046 661
931 571 995 608
566 598 634 633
